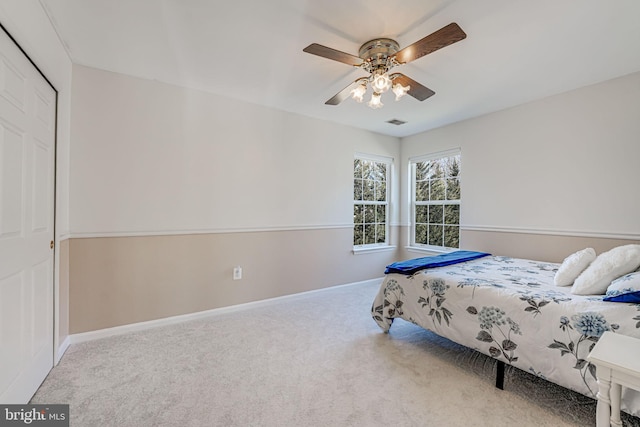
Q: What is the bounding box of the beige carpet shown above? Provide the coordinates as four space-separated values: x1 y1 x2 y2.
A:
32 281 640 426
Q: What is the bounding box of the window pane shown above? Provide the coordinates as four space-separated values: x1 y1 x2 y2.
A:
415 161 428 181
364 205 375 223
354 179 363 200
411 151 460 250
416 181 429 201
444 226 459 248
354 157 390 247
415 205 427 223
446 178 460 200
376 205 386 223
444 204 459 225
353 225 364 245
415 224 427 245
428 205 443 224
354 159 362 178
376 224 386 244
430 160 445 179
362 160 373 180
444 156 460 178
354 204 364 224
430 179 445 200
374 162 386 181
364 224 376 245
363 179 375 201
375 181 386 202
428 224 443 246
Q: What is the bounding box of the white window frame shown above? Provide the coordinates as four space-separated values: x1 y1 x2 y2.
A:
353 153 394 253
409 148 461 253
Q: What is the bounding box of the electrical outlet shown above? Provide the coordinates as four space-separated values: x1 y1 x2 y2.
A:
233 266 242 280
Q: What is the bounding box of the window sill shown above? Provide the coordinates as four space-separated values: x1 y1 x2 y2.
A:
405 246 456 255
353 245 397 255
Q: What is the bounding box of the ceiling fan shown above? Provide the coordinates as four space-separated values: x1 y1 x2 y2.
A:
303 23 466 109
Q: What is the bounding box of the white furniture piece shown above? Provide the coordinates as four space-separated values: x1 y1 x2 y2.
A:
587 331 640 427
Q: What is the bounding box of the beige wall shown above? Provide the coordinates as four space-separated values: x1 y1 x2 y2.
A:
58 240 70 339
68 65 401 333
68 225 640 333
69 227 398 333
396 226 640 264
461 229 640 263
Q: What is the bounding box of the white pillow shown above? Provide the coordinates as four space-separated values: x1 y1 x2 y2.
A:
554 248 596 286
571 244 640 295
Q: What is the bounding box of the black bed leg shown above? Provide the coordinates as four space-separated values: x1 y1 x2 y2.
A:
495 360 505 390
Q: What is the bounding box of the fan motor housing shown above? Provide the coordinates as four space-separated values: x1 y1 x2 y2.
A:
359 38 400 68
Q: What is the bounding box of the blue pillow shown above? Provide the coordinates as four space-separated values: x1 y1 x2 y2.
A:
603 290 640 303
604 271 640 303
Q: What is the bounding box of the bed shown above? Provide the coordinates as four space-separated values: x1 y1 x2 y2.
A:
371 252 640 416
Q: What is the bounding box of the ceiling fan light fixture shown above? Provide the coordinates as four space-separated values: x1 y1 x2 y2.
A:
392 83 410 101
304 23 466 109
350 83 367 103
367 92 383 109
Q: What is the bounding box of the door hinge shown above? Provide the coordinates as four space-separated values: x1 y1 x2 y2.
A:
50 240 54 249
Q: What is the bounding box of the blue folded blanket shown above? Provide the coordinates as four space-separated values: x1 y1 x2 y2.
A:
384 250 491 275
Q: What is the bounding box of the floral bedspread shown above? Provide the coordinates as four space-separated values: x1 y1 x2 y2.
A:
371 256 640 416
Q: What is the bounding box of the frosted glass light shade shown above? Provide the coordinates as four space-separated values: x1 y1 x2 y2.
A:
367 92 383 109
392 83 410 101
371 71 392 93
350 84 367 103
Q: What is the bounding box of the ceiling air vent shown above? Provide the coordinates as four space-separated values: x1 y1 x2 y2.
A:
386 119 406 126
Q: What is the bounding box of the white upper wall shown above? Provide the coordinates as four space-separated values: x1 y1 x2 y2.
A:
0 1 72 236
401 71 640 239
70 65 400 235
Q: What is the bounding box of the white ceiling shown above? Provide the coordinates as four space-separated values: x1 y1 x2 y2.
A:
39 0 640 138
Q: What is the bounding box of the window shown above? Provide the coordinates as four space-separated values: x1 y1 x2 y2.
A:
410 149 460 250
353 155 391 247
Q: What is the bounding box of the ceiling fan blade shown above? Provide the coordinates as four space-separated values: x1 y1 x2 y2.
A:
303 43 364 67
325 80 363 105
391 74 435 101
394 23 466 64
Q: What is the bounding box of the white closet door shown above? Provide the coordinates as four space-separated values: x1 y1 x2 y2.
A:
0 27 56 403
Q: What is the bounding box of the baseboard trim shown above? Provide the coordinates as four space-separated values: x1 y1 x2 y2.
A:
68 278 384 345
55 336 71 365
